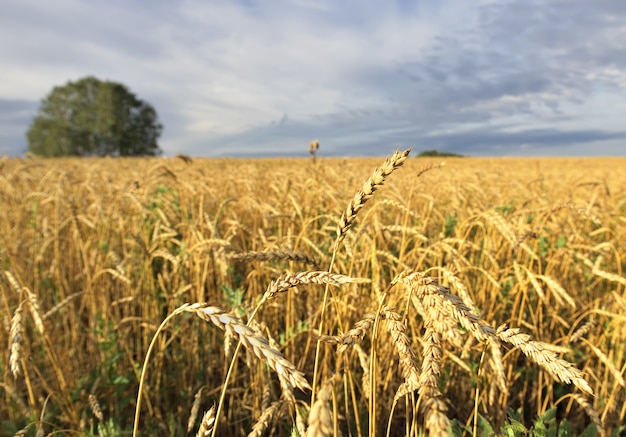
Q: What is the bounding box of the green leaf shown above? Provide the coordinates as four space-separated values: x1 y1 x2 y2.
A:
502 418 527 435
579 424 598 437
476 414 495 436
113 375 130 385
557 418 571 437
540 407 558 423
444 214 458 237
221 285 245 314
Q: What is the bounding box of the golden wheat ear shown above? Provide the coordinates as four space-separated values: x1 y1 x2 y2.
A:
306 376 338 437
9 301 24 378
190 304 311 392
196 404 216 437
393 270 598 433
248 401 286 437
229 249 320 269
187 387 205 434
336 148 411 243
264 271 370 300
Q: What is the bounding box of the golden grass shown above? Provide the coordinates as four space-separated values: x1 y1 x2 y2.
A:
1 154 626 436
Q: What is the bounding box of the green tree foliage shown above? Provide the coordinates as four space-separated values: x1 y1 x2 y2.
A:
27 76 163 157
417 149 465 157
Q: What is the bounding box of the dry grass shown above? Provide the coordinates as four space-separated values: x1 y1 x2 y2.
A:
1 154 625 436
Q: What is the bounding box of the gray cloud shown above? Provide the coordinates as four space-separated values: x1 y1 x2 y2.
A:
0 99 37 155
194 110 626 158
1 0 626 157
423 127 626 156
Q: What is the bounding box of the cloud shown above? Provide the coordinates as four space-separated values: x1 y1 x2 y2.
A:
1 0 626 157
423 126 626 156
0 99 37 155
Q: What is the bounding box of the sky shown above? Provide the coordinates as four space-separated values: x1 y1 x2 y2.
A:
2 0 626 158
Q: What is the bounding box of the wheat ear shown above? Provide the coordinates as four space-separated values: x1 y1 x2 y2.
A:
570 319 597 344
191 304 310 391
496 327 593 395
264 271 370 300
9 301 24 378
416 292 451 436
187 387 205 433
43 291 84 321
336 148 411 242
436 283 594 396
229 249 320 269
88 393 103 422
380 307 421 396
196 404 216 437
395 270 596 429
321 313 376 353
248 401 286 437
306 378 336 437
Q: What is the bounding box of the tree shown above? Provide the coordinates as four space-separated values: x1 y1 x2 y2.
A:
417 149 465 158
27 76 163 157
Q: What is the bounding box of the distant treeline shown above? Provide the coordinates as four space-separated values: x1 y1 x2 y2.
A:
417 149 465 157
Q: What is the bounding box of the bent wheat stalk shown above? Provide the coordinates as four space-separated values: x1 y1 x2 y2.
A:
132 303 309 437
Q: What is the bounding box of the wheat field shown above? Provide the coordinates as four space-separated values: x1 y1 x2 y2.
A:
1 152 625 436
